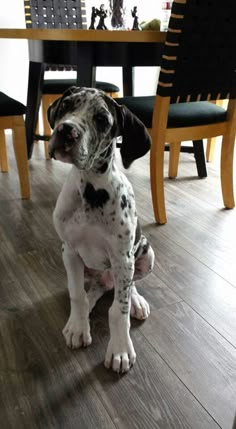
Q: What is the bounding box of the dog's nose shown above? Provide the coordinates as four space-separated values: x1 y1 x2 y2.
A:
57 123 81 141
48 122 81 159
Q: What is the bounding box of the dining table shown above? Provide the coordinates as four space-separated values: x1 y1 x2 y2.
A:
0 28 166 158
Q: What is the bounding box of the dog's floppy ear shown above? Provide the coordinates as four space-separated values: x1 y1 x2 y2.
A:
47 86 78 130
105 97 151 169
118 105 151 168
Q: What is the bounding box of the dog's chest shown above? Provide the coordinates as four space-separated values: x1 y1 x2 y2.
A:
54 166 136 270
70 222 111 269
55 201 113 269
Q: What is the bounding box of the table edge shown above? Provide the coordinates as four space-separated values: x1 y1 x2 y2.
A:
0 28 166 43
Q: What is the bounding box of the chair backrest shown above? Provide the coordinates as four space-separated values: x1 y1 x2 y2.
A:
24 0 87 29
24 0 87 70
157 0 236 103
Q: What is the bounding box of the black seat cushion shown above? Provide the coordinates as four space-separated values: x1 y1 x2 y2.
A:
0 92 26 116
116 96 227 128
43 79 120 94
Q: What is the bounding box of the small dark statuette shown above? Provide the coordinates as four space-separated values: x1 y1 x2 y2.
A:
96 4 108 30
89 7 97 29
131 6 141 31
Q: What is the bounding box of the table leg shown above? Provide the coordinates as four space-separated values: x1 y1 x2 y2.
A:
26 61 44 159
76 43 96 88
123 66 134 96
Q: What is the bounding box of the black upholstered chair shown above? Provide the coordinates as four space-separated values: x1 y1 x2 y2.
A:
116 0 236 224
0 92 30 199
24 0 120 158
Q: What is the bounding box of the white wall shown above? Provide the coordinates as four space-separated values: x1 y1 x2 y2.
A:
0 0 161 102
0 1 28 103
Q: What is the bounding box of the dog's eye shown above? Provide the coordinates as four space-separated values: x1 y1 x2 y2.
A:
94 113 109 131
59 98 71 114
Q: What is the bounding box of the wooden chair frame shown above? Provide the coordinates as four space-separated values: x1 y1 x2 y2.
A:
149 96 236 224
0 115 30 199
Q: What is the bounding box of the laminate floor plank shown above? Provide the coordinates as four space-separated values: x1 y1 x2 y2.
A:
140 301 236 429
0 307 117 429
147 231 236 347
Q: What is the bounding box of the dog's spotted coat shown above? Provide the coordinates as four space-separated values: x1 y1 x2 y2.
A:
48 87 155 373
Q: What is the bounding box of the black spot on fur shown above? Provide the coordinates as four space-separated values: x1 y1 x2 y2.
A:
83 183 110 209
134 220 143 258
87 89 96 94
96 162 108 174
121 195 127 210
142 242 150 254
134 219 141 246
79 124 86 133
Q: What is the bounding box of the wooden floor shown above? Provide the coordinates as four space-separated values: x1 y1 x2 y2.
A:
0 136 236 429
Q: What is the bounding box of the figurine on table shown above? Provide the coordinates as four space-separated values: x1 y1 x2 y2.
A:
131 6 141 31
109 0 125 29
96 4 108 30
89 6 97 29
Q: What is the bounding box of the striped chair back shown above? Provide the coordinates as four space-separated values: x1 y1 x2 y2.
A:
23 0 87 70
157 0 236 103
24 0 87 29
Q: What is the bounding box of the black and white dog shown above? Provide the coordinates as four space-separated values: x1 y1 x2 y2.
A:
48 87 155 373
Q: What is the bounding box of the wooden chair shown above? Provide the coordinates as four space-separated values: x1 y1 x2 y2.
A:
24 0 120 158
116 0 236 224
0 92 30 199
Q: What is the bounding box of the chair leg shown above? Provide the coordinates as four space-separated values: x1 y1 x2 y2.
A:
42 94 62 160
206 101 226 162
221 133 235 209
42 95 53 160
150 135 167 224
168 141 181 178
35 112 40 136
193 140 207 178
0 130 8 172
12 117 30 199
206 137 217 162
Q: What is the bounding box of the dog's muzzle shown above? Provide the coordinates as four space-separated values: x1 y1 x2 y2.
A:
49 122 81 161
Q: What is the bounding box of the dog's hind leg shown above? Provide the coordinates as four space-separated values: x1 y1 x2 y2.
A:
87 283 106 313
130 283 150 320
134 236 155 281
130 236 155 320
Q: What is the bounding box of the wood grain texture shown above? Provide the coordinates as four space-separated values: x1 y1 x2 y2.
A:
140 301 236 428
0 29 166 43
1 136 236 428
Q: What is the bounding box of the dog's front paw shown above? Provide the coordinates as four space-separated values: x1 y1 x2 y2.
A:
104 336 136 373
130 292 150 320
63 314 91 349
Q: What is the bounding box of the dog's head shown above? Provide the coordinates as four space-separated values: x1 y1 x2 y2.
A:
47 86 151 170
